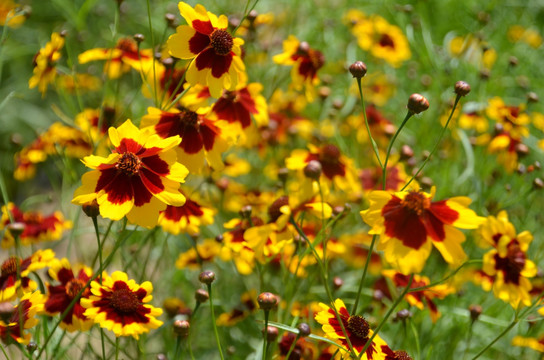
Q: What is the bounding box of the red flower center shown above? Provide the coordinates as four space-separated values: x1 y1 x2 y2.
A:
116 38 138 53
1 257 21 277
506 242 526 271
309 49 325 70
320 144 341 163
116 152 142 176
66 278 87 299
180 108 199 126
268 196 289 223
23 212 42 224
210 29 234 56
401 192 430 216
378 34 395 49
347 315 369 339
110 288 140 313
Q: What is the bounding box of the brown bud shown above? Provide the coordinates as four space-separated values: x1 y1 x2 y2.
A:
318 86 331 99
199 270 215 285
469 304 482 322
278 167 289 183
297 323 311 337
393 309 412 322
479 69 491 80
133 33 145 43
303 160 322 180
349 61 367 78
527 92 539 103
400 145 414 159
6 222 25 238
508 56 519 67
216 177 229 192
515 143 530 157
297 41 310 54
165 13 177 28
247 9 258 22
26 341 37 354
534 178 544 189
161 57 174 67
173 320 190 337
195 289 209 303
454 81 471 97
333 276 343 290
156 354 167 360
407 94 429 114
239 205 252 219
257 292 278 311
332 99 343 110
82 200 100 218
215 234 224 243
59 30 68 37
263 326 278 341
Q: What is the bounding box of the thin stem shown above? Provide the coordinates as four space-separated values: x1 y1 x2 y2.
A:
402 95 461 191
351 234 377 315
261 310 270 360
232 0 261 36
174 337 182 360
470 319 518 360
359 274 414 358
283 333 300 360
382 111 413 188
145 0 158 106
356 77 383 168
115 337 120 360
91 216 106 360
207 284 225 360
409 260 480 292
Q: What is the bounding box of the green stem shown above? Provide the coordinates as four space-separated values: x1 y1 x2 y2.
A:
409 260 480 292
356 77 383 169
383 111 413 189
402 95 461 191
470 319 517 359
92 216 106 360
351 234 377 315
359 274 414 358
262 310 269 360
232 0 261 36
207 284 225 360
115 337 120 360
283 334 300 360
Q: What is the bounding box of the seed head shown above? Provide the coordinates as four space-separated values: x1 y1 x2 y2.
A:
407 94 429 114
349 61 367 78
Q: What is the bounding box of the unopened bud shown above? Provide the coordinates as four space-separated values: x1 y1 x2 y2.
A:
239 205 252 219
215 234 224 243
247 9 258 22
333 276 343 290
82 200 100 218
6 222 25 238
26 341 37 354
508 56 518 66
257 292 278 311
278 167 289 183
195 289 209 303
469 304 482 322
349 61 367 78
515 143 529 157
173 320 190 337
533 178 544 189
264 326 278 341
407 94 429 114
527 92 539 103
59 30 68 37
400 145 414 159
394 309 412 321
133 33 145 43
303 160 322 180
165 13 177 28
454 81 471 97
199 270 215 285
297 322 311 337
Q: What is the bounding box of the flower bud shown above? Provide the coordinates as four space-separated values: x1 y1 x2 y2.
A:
527 92 539 103
278 167 289 183
173 319 190 337
393 309 412 322
407 94 429 114
133 33 145 43
165 13 177 28
454 81 471 97
257 292 278 311
349 61 367 78
303 160 322 180
333 276 344 290
82 200 100 218
26 341 37 354
533 178 544 189
469 304 482 322
239 205 252 219
297 322 311 337
199 270 215 285
195 289 209 303
264 326 278 341
6 222 25 238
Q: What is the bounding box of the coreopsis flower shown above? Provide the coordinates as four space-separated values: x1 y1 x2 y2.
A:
315 298 394 359
487 131 524 173
56 73 101 93
361 186 485 274
382 270 455 322
285 144 360 195
346 105 395 147
220 216 260 275
507 25 543 48
72 119 189 228
350 15 410 67
44 258 93 332
175 238 222 269
481 226 537 308
448 35 496 69
158 189 215 235
486 97 530 140
166 2 246 98
439 107 489 134
0 291 45 345
140 106 233 173
0 203 72 248
13 138 47 181
81 271 163 339
78 37 153 79
512 335 544 353
211 82 269 146
279 332 316 359
359 163 408 192
0 249 55 301
273 35 325 100
29 32 65 96
142 61 187 107
216 290 257 326
0 0 26 28
74 107 117 155
476 211 532 249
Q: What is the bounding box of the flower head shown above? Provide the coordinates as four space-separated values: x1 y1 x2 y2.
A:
361 187 484 274
166 2 245 98
0 0 26 28
0 291 45 345
315 298 394 359
72 119 189 228
29 32 65 96
44 258 93 332
158 189 215 236
81 271 163 339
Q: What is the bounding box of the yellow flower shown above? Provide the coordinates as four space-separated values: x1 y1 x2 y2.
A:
29 32 65 96
81 271 163 339
0 0 26 28
0 291 45 345
166 2 246 98
72 119 188 228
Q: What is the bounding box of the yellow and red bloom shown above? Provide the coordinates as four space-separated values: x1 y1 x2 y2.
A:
0 291 45 345
216 290 258 326
273 35 325 100
167 2 245 98
44 258 93 332
158 188 215 235
29 32 65 96
486 97 530 140
72 119 188 228
175 238 222 269
350 15 411 67
0 203 72 248
476 210 532 250
220 216 261 275
141 106 233 173
0 249 55 302
359 163 408 192
78 37 153 79
315 298 394 359
382 270 455 322
512 335 544 353
487 131 524 173
0 0 26 28
81 271 163 339
346 105 395 148
482 231 537 308
361 187 484 274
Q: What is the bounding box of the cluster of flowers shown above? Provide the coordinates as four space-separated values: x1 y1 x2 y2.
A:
2 0 543 358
